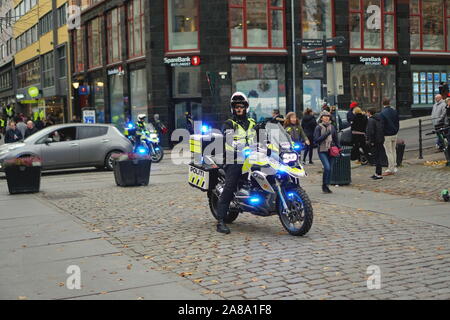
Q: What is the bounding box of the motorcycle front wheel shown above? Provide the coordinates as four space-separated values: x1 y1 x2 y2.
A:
278 187 313 236
151 145 164 163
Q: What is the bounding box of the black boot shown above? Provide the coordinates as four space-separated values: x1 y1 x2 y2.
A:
216 220 230 234
322 184 332 193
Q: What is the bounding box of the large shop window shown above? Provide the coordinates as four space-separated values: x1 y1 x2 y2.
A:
167 0 199 52
232 64 286 122
130 69 148 121
128 0 145 58
349 0 396 50
301 0 333 40
42 51 55 88
109 73 126 128
411 67 450 106
17 59 40 89
410 0 450 52
73 28 85 73
88 17 103 69
230 0 285 50
350 64 396 110
172 66 201 98
107 7 122 64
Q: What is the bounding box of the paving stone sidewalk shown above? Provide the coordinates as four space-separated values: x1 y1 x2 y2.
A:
303 148 450 202
42 180 450 300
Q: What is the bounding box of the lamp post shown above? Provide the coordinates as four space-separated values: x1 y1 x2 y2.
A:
321 0 327 104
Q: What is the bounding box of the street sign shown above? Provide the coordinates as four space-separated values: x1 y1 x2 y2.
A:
306 50 324 60
83 110 96 124
296 36 345 48
297 39 323 48
326 36 346 47
305 59 323 69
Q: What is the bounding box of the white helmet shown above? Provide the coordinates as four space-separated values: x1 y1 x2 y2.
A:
137 114 146 121
230 92 249 114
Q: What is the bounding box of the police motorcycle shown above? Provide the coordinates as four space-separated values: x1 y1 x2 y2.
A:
188 121 313 236
124 120 164 163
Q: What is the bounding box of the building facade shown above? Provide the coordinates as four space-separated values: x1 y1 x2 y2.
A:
0 0 16 116
12 0 70 123
69 0 450 144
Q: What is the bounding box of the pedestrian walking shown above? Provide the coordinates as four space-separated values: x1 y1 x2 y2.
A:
301 108 317 164
284 112 309 162
380 98 400 176
366 108 385 180
350 107 369 163
347 101 359 124
269 109 284 124
314 111 341 194
4 121 23 144
431 94 449 150
34 117 45 131
15 117 27 139
439 82 449 98
24 120 38 139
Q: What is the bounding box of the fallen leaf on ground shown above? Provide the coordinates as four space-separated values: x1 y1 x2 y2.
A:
18 296 27 300
126 264 133 270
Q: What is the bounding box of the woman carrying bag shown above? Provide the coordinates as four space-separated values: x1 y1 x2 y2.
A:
284 112 310 160
314 111 341 194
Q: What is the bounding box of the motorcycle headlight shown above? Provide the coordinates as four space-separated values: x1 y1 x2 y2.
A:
282 152 298 164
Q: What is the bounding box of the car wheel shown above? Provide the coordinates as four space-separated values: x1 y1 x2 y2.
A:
105 151 122 171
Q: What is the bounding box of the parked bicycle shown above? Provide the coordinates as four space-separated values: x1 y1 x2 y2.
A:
426 126 450 166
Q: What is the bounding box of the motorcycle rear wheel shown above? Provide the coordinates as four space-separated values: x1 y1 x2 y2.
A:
208 191 240 224
278 187 313 236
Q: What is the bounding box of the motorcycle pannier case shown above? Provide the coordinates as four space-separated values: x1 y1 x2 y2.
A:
189 133 222 164
188 162 218 192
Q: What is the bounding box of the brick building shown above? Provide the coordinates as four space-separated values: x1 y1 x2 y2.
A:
69 0 450 145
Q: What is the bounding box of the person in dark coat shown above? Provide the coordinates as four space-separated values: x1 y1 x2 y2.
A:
5 121 23 143
314 111 341 194
366 108 385 180
350 107 368 163
24 120 38 139
347 101 359 124
301 108 317 164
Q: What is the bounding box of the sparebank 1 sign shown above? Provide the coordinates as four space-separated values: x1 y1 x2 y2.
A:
164 56 201 67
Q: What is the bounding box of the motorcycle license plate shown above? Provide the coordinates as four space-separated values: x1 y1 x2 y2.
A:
188 165 210 191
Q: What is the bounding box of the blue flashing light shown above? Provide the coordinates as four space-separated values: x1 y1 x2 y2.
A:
243 149 252 157
155 147 160 151
249 196 262 204
294 144 301 150
201 125 210 134
288 192 295 198
127 123 134 129
138 147 147 154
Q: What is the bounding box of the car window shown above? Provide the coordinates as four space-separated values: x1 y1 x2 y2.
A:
78 126 108 140
42 127 77 143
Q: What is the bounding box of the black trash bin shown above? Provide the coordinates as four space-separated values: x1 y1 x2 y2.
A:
330 146 352 185
114 159 151 187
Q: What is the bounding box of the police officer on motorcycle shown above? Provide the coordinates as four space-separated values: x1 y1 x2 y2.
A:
216 92 257 234
135 114 150 142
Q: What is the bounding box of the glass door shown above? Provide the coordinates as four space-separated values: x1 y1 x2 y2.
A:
174 100 202 132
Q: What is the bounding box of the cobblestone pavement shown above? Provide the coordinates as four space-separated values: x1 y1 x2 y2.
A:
303 154 450 202
42 174 450 300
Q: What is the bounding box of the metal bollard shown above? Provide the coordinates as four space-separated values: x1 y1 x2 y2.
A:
418 119 423 159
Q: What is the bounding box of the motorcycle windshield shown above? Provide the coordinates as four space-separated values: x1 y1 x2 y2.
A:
264 122 293 150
